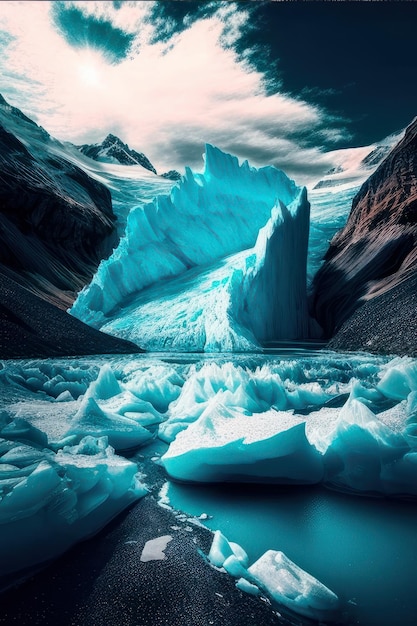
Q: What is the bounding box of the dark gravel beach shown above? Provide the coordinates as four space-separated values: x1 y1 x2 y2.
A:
0 494 291 626
0 271 141 359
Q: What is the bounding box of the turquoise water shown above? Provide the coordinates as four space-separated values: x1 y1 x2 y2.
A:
166 480 417 626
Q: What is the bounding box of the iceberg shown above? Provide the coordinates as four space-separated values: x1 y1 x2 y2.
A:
71 145 313 351
0 427 146 586
161 402 324 484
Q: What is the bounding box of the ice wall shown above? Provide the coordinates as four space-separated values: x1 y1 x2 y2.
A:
71 145 313 350
241 189 310 342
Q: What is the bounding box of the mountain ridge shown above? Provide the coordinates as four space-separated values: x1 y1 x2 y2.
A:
0 93 142 357
79 133 157 173
311 116 417 354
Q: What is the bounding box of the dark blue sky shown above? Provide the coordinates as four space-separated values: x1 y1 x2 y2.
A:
148 0 417 149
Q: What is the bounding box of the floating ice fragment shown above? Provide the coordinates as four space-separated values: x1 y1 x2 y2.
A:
247 550 340 621
161 402 323 484
208 530 248 569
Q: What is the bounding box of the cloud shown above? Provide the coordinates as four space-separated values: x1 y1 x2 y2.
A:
0 1 348 185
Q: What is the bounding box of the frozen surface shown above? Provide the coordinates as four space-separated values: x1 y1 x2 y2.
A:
2 350 417 589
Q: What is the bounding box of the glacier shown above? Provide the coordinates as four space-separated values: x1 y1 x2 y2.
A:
71 145 315 351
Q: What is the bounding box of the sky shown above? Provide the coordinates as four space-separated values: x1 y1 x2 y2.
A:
0 0 416 183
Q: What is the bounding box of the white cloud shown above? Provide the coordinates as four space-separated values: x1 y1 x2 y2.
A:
0 1 345 183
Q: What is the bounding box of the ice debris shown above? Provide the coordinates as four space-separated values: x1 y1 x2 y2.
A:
0 432 147 584
140 535 173 562
208 531 340 622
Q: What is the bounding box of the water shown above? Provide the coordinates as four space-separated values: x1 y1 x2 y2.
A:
166 480 417 626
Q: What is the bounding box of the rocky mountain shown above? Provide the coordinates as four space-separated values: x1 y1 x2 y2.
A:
0 111 118 308
160 169 182 181
311 117 417 355
79 134 157 174
0 93 140 357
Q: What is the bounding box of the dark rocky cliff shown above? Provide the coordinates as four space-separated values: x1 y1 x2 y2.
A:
0 94 140 357
0 98 120 309
311 117 417 355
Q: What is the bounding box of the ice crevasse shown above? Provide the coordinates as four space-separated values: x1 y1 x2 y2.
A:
70 145 314 351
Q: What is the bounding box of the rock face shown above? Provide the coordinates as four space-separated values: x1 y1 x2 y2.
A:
0 94 141 357
79 134 157 174
327 272 417 357
160 170 182 181
0 96 119 309
311 117 417 354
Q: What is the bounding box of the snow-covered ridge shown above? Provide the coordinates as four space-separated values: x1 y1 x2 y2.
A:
78 133 157 174
310 129 403 192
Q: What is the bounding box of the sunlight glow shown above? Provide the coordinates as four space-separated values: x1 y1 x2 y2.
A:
77 51 105 87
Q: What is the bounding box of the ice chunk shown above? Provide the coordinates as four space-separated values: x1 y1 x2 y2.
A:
100 390 163 427
208 530 248 569
0 434 147 583
65 397 153 451
0 460 60 523
84 364 121 401
236 577 261 596
0 412 48 448
307 398 410 493
377 357 417 401
140 535 173 562
161 402 323 484
247 550 340 621
125 365 183 412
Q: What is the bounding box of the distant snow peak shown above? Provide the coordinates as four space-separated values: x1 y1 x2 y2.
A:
78 133 157 174
312 131 402 191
